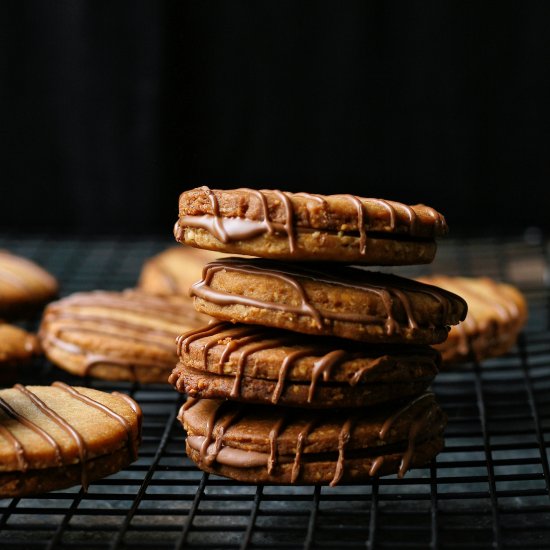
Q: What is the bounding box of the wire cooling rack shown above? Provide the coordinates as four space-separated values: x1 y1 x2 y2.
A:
0 234 549 549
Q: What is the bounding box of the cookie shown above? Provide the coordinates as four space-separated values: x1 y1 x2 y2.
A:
39 289 210 382
0 250 58 319
0 323 40 367
138 246 230 296
0 383 141 497
189 258 467 345
417 275 528 364
174 187 448 265
179 393 446 485
169 322 440 408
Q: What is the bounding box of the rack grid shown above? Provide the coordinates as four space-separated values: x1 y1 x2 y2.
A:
0 235 549 549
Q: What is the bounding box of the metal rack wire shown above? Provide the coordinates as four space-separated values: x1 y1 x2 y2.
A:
0 234 549 549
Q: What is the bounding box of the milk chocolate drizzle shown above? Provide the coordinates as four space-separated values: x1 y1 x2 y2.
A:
190 259 460 338
0 384 140 490
176 187 446 255
173 323 421 404
182 394 438 484
41 291 196 380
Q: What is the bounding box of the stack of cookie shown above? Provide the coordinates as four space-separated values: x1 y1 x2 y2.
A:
170 187 467 484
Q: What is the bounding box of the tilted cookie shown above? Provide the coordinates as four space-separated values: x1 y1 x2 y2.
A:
417 275 528 364
138 246 230 296
189 258 467 345
39 290 210 382
0 383 141 497
174 187 448 265
0 250 58 319
179 393 446 485
170 322 440 408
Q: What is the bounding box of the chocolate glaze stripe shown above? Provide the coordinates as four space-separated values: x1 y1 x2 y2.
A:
231 339 288 398
44 324 177 353
379 393 434 440
41 332 174 380
398 406 436 478
14 384 90 488
52 382 139 461
0 424 28 471
272 348 318 404
308 350 349 403
268 415 287 474
48 293 197 321
0 396 63 466
176 321 227 355
330 414 359 487
290 419 318 483
45 312 183 340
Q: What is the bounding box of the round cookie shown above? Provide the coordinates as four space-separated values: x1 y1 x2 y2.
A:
189 258 468 345
39 289 210 383
138 246 232 296
170 322 440 408
0 323 41 383
0 250 58 319
0 383 141 497
175 187 448 265
179 393 446 485
417 275 528 364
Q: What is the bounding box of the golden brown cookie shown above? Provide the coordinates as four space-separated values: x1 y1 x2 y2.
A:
39 289 210 382
190 258 467 345
0 383 141 497
175 187 448 265
0 250 58 319
138 246 230 296
417 275 528 364
0 323 41 385
179 393 446 485
169 322 440 408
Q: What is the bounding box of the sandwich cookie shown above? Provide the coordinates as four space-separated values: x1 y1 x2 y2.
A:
417 275 528 364
0 383 141 497
170 322 440 408
175 187 448 265
179 393 446 485
39 289 210 382
190 258 468 345
0 250 58 319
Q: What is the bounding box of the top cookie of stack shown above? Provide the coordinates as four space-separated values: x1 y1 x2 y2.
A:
174 187 448 265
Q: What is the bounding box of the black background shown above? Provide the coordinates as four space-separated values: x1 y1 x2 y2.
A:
2 1 549 236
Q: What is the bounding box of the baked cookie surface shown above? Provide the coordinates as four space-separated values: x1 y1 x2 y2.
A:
417 275 528 364
0 323 40 367
0 383 141 497
170 322 440 408
0 250 58 319
190 258 467 345
138 246 230 296
175 187 448 265
179 393 446 485
39 289 210 382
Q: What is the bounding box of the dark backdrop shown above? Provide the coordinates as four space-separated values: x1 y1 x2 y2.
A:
2 1 549 236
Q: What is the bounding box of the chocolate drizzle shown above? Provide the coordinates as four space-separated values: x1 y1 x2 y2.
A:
0 384 141 491
173 322 428 404
181 394 441 484
190 259 464 339
176 187 447 256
